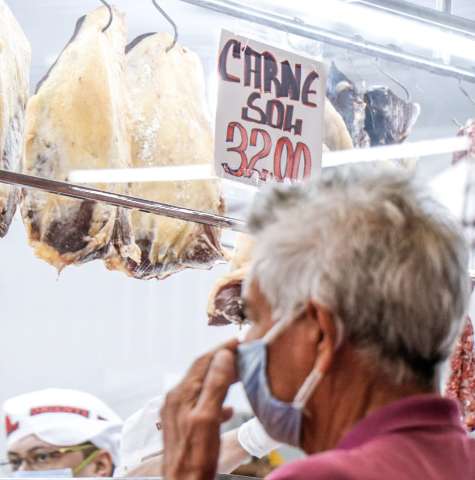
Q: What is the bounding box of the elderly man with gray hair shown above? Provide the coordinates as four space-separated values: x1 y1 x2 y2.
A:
161 164 475 480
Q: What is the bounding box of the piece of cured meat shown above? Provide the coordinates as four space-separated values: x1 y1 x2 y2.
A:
0 1 30 237
207 234 253 325
323 99 353 151
364 86 420 146
445 316 475 431
453 119 475 164
21 7 137 270
105 33 224 280
327 62 369 148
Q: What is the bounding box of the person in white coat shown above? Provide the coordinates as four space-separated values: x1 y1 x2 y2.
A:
117 395 280 476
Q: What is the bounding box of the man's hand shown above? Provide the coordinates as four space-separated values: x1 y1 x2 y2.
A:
161 341 238 480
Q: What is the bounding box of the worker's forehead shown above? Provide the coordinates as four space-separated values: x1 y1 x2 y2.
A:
8 434 56 454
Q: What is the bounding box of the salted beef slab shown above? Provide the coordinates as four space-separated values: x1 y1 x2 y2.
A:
207 234 254 326
0 1 31 237
364 86 420 146
445 316 475 432
106 33 224 280
21 7 138 270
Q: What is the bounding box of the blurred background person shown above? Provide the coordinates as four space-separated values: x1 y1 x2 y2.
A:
1 389 122 477
117 395 281 476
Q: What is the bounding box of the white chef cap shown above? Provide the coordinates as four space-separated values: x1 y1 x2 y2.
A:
3 389 122 466
115 396 164 477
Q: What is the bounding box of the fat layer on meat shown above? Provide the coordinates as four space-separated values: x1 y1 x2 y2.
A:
0 0 31 237
21 7 138 270
323 99 353 151
105 33 224 280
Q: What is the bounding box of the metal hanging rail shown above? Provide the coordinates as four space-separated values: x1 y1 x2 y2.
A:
0 170 247 233
177 0 475 84
359 0 470 34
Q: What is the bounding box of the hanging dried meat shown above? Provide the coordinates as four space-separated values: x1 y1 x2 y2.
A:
327 62 369 148
0 0 31 237
105 33 224 280
364 86 420 146
323 99 353 151
207 233 253 325
445 316 475 431
21 7 137 270
326 62 420 149
453 118 475 164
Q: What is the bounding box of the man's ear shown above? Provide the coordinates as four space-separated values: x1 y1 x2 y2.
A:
306 302 339 375
91 450 114 477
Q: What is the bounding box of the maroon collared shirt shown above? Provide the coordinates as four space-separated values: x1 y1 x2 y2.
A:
269 394 475 479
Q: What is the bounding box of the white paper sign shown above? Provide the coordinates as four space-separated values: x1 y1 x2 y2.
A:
214 30 326 186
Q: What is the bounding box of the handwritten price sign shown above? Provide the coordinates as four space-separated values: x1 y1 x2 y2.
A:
214 30 325 186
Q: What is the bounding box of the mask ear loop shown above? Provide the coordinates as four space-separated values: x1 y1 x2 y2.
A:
293 369 322 409
262 315 294 344
293 318 345 409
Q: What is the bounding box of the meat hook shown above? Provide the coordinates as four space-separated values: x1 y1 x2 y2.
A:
99 0 113 32
373 58 410 101
458 79 475 107
152 0 178 52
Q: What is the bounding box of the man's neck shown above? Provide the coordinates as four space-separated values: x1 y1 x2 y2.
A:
301 346 434 454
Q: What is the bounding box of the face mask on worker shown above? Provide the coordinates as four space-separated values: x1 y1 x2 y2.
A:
237 314 332 447
13 469 73 478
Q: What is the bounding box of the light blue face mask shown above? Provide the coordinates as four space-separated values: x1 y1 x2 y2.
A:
13 469 73 478
237 319 323 448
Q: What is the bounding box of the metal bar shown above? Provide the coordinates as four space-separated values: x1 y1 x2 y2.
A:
0 170 247 233
177 0 475 83
436 0 453 15
359 0 465 33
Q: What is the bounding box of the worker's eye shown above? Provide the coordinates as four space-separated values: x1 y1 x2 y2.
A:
33 451 59 464
8 458 21 471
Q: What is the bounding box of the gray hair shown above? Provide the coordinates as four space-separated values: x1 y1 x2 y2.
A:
245 164 470 385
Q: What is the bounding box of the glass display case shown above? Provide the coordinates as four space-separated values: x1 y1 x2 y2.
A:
1 0 475 474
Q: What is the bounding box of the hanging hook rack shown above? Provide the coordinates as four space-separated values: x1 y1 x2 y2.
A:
152 0 178 52
99 0 113 32
458 79 475 107
374 58 411 101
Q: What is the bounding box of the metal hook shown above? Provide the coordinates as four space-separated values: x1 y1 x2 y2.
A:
458 78 475 107
99 0 113 32
373 58 410 101
152 0 178 52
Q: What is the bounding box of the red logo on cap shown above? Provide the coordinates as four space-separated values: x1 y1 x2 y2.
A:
5 416 19 436
30 406 90 418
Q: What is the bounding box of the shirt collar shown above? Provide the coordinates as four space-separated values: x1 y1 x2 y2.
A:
337 394 465 450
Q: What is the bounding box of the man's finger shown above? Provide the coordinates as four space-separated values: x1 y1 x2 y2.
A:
183 351 215 381
195 349 237 413
214 339 240 354
179 340 238 386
